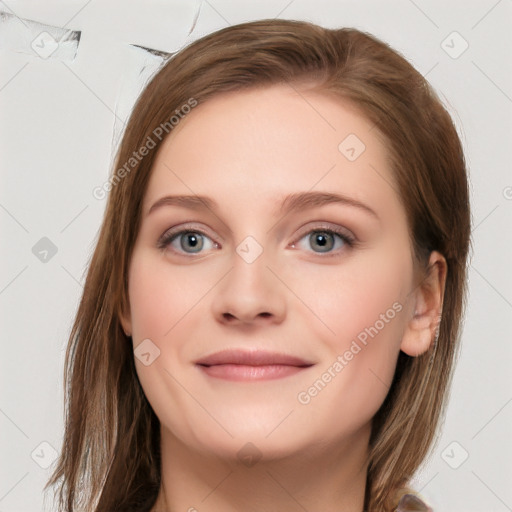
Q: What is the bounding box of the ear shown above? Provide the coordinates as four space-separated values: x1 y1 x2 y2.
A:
118 297 132 338
400 251 447 357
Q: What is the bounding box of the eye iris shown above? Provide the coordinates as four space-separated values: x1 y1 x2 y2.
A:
310 231 334 252
181 232 203 252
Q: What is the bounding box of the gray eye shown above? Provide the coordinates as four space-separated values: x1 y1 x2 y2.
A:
177 232 205 253
308 231 335 252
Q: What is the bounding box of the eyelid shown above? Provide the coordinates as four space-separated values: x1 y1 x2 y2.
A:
160 222 217 238
293 221 355 241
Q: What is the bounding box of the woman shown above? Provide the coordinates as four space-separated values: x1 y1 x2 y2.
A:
45 19 471 511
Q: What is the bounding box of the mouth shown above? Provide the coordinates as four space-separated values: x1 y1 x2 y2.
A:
195 348 315 382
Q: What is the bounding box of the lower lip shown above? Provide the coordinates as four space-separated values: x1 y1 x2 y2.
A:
197 364 309 381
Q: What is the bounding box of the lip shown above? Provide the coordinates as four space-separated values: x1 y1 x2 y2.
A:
195 348 313 367
195 349 314 382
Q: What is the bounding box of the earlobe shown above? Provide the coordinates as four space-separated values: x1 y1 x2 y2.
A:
400 251 447 357
118 300 132 338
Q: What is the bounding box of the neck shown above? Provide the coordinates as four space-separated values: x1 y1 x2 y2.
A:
151 423 370 512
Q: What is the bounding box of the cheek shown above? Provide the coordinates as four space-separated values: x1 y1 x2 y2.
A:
291 244 413 421
127 249 214 340
295 244 412 344
126 251 211 434
300 244 412 388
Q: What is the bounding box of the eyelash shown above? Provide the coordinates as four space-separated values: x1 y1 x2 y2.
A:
157 223 357 258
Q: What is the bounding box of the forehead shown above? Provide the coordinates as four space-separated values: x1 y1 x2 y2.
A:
143 84 403 225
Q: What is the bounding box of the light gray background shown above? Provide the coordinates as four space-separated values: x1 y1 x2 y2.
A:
1 1 511 511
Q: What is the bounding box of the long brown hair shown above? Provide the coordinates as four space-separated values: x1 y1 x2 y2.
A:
45 19 471 511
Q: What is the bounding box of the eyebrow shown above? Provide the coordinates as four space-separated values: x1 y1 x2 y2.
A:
147 191 379 220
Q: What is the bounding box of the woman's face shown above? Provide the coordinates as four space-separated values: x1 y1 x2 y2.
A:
120 84 428 461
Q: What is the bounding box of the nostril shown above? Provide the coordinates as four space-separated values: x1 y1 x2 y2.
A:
221 311 272 322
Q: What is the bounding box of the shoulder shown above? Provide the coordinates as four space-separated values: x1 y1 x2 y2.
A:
396 493 433 511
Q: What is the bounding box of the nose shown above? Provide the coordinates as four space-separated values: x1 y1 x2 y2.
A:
212 249 286 327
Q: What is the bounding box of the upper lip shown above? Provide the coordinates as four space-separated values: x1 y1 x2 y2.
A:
195 349 314 367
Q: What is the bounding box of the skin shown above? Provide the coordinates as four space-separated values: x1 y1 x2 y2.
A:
120 83 446 512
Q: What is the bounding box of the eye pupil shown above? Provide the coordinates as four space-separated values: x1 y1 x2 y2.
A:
310 232 334 252
181 232 203 252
